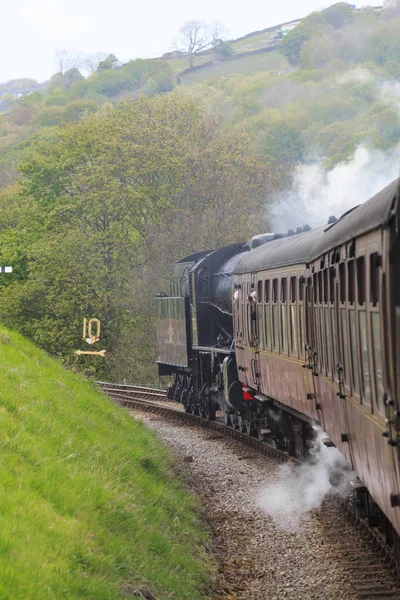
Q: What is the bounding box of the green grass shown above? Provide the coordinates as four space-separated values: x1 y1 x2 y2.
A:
231 31 278 52
0 326 215 599
165 55 210 75
181 51 289 85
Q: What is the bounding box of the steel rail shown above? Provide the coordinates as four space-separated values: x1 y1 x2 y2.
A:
98 381 400 596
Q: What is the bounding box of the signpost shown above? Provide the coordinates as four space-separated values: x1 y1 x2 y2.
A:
0 267 12 273
75 349 106 357
75 318 106 357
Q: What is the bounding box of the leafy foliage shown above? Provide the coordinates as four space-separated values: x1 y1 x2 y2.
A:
0 95 273 380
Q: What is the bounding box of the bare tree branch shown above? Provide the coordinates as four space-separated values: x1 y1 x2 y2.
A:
176 20 226 67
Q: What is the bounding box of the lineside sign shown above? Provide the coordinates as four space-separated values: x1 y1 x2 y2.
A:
74 317 106 357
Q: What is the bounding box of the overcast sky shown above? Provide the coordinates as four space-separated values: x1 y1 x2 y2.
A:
3 0 372 83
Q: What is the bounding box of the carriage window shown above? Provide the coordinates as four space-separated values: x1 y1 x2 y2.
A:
264 305 271 350
281 278 287 302
329 268 335 304
325 308 332 376
241 299 245 341
299 277 304 301
339 263 346 303
323 269 328 304
290 276 297 356
299 305 305 355
257 303 264 349
265 280 270 303
281 305 288 354
273 305 279 351
331 307 339 379
247 303 251 345
372 312 384 413
290 277 296 303
272 279 279 351
272 279 278 303
290 305 298 355
281 278 288 353
359 311 371 406
319 308 326 372
341 308 350 385
357 256 365 306
313 273 317 303
348 260 355 305
257 280 263 303
370 253 380 306
318 271 323 304
349 310 360 396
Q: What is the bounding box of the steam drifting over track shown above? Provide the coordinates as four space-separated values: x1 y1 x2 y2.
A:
99 381 400 599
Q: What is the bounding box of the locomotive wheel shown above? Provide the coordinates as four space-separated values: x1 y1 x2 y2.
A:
245 418 257 437
230 412 238 429
180 388 187 406
205 401 216 421
237 415 246 433
223 409 232 427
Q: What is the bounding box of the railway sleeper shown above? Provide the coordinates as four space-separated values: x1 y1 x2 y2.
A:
352 486 400 576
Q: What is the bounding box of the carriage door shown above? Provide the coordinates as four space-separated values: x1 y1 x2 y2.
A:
250 273 261 390
305 275 322 408
234 278 246 386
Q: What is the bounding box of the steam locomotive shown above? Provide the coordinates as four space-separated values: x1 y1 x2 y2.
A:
155 178 400 567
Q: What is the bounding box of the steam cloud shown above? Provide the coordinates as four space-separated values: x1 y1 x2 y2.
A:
269 145 400 233
258 429 353 532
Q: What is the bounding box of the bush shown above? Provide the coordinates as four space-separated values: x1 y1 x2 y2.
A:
213 42 234 59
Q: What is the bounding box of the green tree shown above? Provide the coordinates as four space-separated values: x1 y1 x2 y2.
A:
213 41 234 59
280 12 327 65
322 3 354 29
97 53 119 71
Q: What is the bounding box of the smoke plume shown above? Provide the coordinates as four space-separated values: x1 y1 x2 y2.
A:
258 429 353 532
269 145 400 233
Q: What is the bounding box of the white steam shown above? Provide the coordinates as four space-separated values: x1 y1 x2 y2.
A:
270 145 400 232
258 430 353 532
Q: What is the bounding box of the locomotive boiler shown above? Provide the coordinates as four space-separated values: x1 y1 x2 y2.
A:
155 178 400 568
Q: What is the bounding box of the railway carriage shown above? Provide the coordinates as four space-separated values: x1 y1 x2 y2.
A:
156 178 400 566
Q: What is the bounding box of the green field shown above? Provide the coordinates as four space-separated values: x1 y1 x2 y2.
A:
180 50 289 84
0 326 215 599
232 30 278 52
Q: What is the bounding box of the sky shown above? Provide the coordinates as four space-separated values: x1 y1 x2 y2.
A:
3 0 373 83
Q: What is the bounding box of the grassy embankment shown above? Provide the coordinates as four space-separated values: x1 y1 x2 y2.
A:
0 325 215 599
180 51 289 84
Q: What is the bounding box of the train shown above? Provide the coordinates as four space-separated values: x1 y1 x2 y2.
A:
155 178 400 569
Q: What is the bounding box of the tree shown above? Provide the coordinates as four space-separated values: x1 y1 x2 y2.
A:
213 41 234 59
322 3 354 29
176 20 225 67
55 50 85 89
97 54 119 71
82 52 108 74
56 50 85 75
280 12 327 65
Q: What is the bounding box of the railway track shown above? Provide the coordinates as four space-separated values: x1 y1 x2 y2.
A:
98 381 400 599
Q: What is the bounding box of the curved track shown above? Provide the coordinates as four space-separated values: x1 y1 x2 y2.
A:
98 381 400 599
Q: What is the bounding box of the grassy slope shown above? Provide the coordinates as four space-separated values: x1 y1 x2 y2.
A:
0 326 214 599
180 51 289 85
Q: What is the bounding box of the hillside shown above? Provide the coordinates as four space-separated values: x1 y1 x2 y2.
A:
0 2 399 383
0 324 214 599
